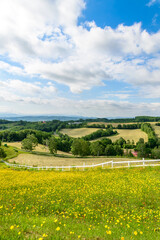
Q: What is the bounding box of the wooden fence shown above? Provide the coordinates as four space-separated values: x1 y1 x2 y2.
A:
1 159 160 171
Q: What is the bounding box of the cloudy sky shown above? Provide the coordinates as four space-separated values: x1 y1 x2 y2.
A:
0 0 160 117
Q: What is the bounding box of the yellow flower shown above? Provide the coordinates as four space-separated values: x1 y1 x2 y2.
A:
106 230 111 234
134 231 138 235
78 235 81 238
121 237 124 240
10 225 14 230
18 232 21 235
56 227 60 231
38 238 43 240
43 233 48 237
140 231 143 234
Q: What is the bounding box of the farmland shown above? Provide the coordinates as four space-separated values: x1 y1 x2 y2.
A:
60 127 99 138
108 129 148 143
61 127 148 143
0 165 159 239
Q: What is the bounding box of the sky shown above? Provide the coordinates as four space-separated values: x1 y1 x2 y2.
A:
0 0 160 118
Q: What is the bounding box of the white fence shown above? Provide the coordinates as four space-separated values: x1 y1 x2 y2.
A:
1 159 160 171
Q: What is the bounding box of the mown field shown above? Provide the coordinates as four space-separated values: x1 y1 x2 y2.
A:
60 128 99 138
0 165 159 239
61 127 148 143
107 129 148 143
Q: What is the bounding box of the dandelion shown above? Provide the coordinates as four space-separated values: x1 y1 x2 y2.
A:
121 237 124 240
134 231 138 236
56 227 60 231
106 230 111 235
10 225 14 230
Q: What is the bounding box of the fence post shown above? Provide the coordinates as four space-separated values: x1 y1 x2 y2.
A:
83 162 85 171
128 161 130 167
112 161 113 168
143 158 145 167
102 163 104 169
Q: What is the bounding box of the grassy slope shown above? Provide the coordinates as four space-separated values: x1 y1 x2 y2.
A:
0 166 159 239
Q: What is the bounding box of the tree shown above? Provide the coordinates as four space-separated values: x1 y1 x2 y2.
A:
0 148 7 158
151 146 160 159
105 145 116 156
48 136 57 154
21 134 38 151
71 139 90 156
90 142 103 156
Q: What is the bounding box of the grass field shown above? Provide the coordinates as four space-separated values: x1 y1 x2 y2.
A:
91 129 148 143
4 142 72 156
60 128 99 138
0 165 159 239
152 125 160 138
8 154 139 167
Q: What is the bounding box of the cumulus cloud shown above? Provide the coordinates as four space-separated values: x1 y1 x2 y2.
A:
0 0 160 116
0 0 160 93
0 79 56 103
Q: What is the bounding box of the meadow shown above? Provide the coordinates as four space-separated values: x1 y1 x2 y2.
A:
60 128 99 138
0 165 159 239
107 129 148 143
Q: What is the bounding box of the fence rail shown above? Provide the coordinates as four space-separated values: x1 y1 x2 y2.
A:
1 159 160 171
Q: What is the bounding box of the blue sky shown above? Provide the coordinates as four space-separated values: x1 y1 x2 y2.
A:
0 0 160 117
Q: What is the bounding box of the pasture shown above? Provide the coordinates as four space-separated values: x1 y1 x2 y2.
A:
60 127 99 138
0 165 159 239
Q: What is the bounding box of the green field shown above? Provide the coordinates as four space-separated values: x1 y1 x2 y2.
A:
0 165 159 239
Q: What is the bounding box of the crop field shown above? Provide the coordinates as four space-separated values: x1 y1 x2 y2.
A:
60 128 99 138
91 129 148 143
0 165 159 239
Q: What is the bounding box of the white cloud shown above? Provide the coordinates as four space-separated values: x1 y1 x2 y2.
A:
1 96 160 118
0 0 160 117
0 79 56 102
147 0 159 7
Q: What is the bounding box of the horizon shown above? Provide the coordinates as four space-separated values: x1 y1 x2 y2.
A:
0 0 160 117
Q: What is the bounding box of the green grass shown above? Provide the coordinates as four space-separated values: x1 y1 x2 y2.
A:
0 166 160 239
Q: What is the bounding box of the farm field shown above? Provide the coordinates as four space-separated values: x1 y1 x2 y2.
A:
91 129 148 143
60 128 99 138
0 165 159 239
8 154 137 167
152 125 160 138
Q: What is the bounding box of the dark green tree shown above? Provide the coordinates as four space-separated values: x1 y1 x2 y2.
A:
21 134 38 151
48 136 57 154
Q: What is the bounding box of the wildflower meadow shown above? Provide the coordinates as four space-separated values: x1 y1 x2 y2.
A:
0 165 160 239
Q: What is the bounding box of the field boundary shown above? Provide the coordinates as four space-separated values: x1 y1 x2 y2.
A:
1 159 160 171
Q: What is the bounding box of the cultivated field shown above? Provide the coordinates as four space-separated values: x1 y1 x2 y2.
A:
91 129 148 143
0 165 159 239
60 127 99 138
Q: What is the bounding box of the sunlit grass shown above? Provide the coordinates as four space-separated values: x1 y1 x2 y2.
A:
0 165 160 239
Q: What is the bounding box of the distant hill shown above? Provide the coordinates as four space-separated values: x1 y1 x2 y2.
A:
0 115 92 122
